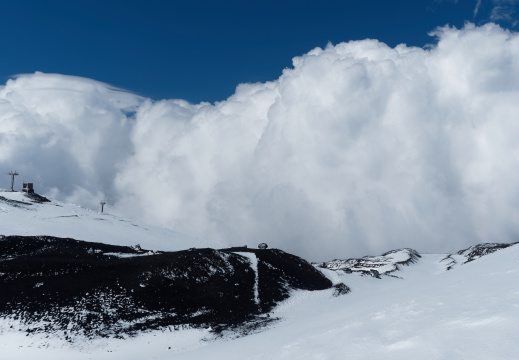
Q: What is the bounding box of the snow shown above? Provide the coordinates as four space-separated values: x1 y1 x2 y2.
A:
102 252 155 258
2 245 518 359
2 190 519 359
0 325 212 360
0 190 215 252
319 248 419 275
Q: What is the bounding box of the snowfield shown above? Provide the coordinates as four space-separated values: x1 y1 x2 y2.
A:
1 190 519 359
0 190 214 251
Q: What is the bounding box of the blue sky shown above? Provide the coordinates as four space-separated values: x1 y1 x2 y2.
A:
0 0 517 103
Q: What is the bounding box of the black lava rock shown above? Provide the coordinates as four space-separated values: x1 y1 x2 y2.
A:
0 236 332 339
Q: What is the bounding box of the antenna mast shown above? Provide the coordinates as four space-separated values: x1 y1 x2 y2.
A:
8 170 19 191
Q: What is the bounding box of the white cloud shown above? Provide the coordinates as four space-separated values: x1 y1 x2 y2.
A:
2 24 519 261
0 72 142 210
489 0 519 24
474 0 482 18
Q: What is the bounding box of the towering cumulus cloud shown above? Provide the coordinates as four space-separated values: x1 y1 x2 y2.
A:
1 24 519 260
0 73 142 208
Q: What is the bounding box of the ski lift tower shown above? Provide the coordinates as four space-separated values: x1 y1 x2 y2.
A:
8 171 19 191
100 200 106 213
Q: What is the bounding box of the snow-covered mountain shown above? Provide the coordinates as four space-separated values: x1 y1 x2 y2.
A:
0 190 213 251
1 190 519 359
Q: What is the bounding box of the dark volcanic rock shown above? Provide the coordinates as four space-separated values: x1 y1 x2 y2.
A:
25 193 51 203
455 242 518 262
0 236 332 339
0 192 50 207
221 247 332 312
0 195 32 208
315 248 421 276
332 283 351 297
441 242 518 270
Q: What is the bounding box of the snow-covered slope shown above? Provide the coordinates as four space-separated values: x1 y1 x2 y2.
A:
440 242 518 270
3 241 519 359
1 190 519 360
0 190 213 251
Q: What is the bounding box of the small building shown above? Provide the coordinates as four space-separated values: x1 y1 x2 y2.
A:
258 243 268 249
22 183 34 194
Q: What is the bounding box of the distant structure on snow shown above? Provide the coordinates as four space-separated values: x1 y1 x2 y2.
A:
8 170 19 191
22 183 35 194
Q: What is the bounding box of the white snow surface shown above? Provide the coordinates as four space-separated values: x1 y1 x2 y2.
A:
0 190 214 251
1 190 519 359
2 245 518 359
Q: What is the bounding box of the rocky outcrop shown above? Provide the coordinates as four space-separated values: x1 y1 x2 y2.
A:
315 248 421 277
441 242 518 270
